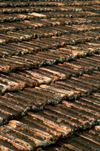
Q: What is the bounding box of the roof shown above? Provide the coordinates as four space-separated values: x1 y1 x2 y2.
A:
44 125 100 151
0 0 100 150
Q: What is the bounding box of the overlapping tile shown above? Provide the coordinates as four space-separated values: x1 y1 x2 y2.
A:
0 4 100 16
43 125 100 151
0 85 74 124
0 93 100 150
0 71 51 94
36 54 100 81
0 44 100 72
0 0 100 8
0 16 100 34
0 8 100 24
0 0 100 150
0 75 25 95
0 23 100 45
51 71 100 97
0 39 99 58
0 40 100 74
0 78 100 125
0 23 100 44
0 53 100 94
0 1 64 8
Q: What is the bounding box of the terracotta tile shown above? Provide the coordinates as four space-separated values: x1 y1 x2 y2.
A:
43 125 100 151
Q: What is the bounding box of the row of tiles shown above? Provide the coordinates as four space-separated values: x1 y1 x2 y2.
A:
1 29 100 56
42 125 100 151
0 40 100 73
0 1 100 150
0 93 100 150
0 52 100 94
0 16 100 34
0 69 100 124
0 9 100 23
0 5 100 14
0 1 100 7
1 23 100 44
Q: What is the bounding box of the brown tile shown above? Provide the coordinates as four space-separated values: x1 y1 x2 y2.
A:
0 1 100 150
43 125 100 151
0 93 100 150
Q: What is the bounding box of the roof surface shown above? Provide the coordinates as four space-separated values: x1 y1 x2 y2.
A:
0 0 100 150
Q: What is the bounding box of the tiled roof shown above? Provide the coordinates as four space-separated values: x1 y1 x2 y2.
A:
44 125 100 151
0 0 100 150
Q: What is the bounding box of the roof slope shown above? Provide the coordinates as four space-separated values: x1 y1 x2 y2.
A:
0 0 100 150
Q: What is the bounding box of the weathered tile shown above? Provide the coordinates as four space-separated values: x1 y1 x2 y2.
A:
42 125 100 151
